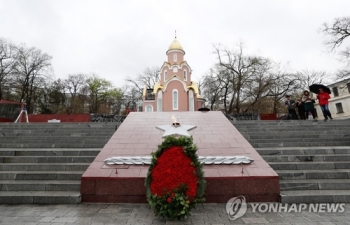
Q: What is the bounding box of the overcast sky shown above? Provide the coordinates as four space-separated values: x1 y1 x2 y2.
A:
1 0 349 87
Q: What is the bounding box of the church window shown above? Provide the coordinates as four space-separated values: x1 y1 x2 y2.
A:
157 91 162 112
173 89 178 110
173 67 178 73
184 70 187 81
164 70 168 81
174 53 177 62
146 105 153 112
189 90 194 111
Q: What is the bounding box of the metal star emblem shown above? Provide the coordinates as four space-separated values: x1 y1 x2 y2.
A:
156 124 197 138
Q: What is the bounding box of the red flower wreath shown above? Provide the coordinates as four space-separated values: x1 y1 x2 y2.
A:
145 136 206 220
150 146 198 198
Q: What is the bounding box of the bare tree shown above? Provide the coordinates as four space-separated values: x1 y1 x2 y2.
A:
201 69 229 110
0 38 15 100
36 78 67 114
125 66 160 98
65 74 86 99
321 17 350 79
11 44 52 113
295 70 329 91
201 43 301 115
64 74 87 113
213 43 273 113
266 72 300 114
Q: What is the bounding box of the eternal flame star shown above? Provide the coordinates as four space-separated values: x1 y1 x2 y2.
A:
156 124 197 138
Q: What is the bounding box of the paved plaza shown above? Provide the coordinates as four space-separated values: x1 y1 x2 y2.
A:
0 203 350 224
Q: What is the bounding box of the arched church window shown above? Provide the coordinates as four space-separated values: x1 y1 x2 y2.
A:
189 89 194 111
173 67 178 73
146 105 153 112
184 70 187 81
174 53 177 62
157 91 162 112
173 89 178 110
164 71 168 81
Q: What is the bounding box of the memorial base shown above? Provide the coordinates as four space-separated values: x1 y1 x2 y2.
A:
81 112 280 203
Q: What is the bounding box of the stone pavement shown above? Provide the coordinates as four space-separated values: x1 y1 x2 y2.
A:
0 203 350 224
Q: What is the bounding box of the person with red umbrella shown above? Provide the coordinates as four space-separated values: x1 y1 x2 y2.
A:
317 88 333 121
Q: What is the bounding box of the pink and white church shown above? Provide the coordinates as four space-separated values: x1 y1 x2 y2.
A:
142 37 206 112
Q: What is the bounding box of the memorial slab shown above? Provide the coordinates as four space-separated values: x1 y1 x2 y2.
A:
81 111 280 203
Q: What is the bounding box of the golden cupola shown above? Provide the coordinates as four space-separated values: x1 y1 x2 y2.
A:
167 38 185 54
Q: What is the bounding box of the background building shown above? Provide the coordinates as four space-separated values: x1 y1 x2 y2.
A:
142 38 205 112
314 78 350 119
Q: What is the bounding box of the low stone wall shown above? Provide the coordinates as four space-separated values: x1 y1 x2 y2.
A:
19 114 91 122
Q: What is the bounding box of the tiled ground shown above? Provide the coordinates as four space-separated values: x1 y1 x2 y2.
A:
81 112 279 203
0 203 349 224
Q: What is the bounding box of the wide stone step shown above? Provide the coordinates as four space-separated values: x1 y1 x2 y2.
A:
0 143 106 148
0 128 115 131
0 133 115 137
238 126 350 130
0 191 81 204
277 169 350 180
253 141 350 148
0 136 112 140
233 120 350 125
247 138 349 144
241 125 350 128
0 148 100 156
256 147 350 156
262 154 350 162
0 132 113 135
238 128 350 132
0 163 91 171
280 179 350 191
269 161 350 170
0 171 83 180
280 190 350 203
0 137 111 142
2 156 96 163
236 128 350 132
0 124 116 128
247 134 347 139
0 129 115 133
236 123 350 126
0 180 80 191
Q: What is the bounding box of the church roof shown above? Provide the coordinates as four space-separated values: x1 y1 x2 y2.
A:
168 38 184 51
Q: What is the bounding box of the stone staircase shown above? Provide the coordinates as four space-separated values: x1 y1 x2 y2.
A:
0 123 116 204
233 120 350 203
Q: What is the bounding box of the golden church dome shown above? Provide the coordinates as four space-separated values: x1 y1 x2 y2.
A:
168 38 184 51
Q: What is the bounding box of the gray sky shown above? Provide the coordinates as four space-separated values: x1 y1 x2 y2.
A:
1 0 349 87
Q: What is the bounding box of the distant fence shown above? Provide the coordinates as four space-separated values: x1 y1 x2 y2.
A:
90 114 127 130
0 111 127 123
90 114 126 123
225 112 260 121
0 100 22 122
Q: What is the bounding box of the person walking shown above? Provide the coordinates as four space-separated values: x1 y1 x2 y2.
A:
285 95 297 120
302 91 316 120
317 88 333 121
295 97 306 120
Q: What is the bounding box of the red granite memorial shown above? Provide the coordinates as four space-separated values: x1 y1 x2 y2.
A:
80 111 280 203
